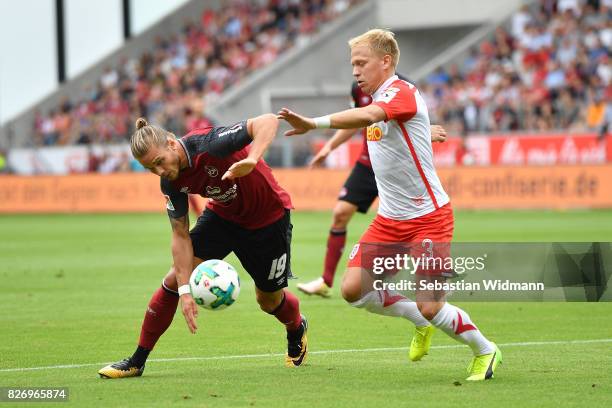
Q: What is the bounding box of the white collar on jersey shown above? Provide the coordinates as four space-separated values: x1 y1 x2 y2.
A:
372 74 399 100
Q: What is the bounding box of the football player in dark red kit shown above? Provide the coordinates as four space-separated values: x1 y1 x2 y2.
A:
298 77 447 297
99 114 307 378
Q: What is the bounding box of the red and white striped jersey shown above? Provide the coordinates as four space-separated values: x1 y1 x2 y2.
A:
367 75 449 220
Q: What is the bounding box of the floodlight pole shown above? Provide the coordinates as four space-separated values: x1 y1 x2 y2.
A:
55 0 66 84
123 0 132 40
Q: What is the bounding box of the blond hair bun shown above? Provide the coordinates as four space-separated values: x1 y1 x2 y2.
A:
135 117 148 130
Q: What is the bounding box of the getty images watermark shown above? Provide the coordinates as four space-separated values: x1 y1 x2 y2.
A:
371 252 545 292
356 242 611 301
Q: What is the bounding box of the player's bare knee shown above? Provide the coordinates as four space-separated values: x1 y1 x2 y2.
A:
341 278 361 303
331 202 355 230
193 257 204 270
256 291 282 313
342 267 366 303
163 268 178 291
417 302 442 321
332 211 350 229
163 258 201 291
258 301 277 313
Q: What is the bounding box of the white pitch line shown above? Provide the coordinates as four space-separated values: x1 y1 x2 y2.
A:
1 338 611 374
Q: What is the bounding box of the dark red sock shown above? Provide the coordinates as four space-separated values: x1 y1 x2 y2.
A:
322 229 347 287
270 290 302 332
138 285 179 350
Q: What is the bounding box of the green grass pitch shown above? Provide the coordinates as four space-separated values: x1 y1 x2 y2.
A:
1 210 611 407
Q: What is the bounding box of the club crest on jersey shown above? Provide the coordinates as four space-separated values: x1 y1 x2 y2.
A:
379 87 400 103
366 125 383 141
205 166 219 177
163 195 175 211
180 187 190 193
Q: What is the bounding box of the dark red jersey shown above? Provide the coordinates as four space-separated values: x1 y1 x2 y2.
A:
350 81 373 167
161 121 292 229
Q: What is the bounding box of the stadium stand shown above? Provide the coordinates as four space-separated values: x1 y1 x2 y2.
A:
421 0 611 135
32 0 361 147
6 0 610 175
33 0 611 151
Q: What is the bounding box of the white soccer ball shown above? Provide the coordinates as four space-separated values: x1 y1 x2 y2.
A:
188 260 241 310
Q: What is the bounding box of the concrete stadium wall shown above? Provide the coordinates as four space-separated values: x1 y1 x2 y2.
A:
208 1 377 124
378 0 526 29
394 26 479 77
208 2 478 123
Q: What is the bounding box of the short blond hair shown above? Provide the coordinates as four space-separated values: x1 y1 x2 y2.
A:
348 29 400 68
130 117 174 158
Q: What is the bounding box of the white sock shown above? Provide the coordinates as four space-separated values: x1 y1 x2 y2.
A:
430 303 494 355
350 290 430 327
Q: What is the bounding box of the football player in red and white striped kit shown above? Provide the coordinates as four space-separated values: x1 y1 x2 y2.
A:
279 29 501 381
297 76 447 298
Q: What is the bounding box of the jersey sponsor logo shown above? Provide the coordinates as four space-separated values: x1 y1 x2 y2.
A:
366 125 383 142
205 166 219 177
205 184 238 203
180 187 190 193
379 87 400 104
218 124 243 138
206 186 222 196
163 195 175 211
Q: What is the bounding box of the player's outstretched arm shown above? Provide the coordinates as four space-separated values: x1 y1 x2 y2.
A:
222 113 279 181
310 128 359 167
245 113 279 162
278 104 387 136
431 125 447 143
170 214 199 334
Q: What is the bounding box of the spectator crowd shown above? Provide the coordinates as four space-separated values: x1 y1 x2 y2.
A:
33 0 358 147
422 0 611 135
31 0 611 156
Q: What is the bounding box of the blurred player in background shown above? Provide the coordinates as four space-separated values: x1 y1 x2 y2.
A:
99 114 308 378
279 29 501 381
298 76 448 298
185 98 214 216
